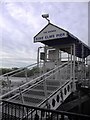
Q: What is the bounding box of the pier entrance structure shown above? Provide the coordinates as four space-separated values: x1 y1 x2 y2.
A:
1 22 90 119
34 22 90 87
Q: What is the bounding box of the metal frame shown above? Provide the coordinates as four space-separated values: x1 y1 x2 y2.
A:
2 100 90 120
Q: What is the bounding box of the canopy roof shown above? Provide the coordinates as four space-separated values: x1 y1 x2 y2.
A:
34 23 90 58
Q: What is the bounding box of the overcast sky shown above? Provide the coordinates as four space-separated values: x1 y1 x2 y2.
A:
0 1 88 68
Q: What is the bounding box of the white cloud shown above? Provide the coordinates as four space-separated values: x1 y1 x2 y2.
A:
0 2 88 68
0 0 89 3
6 3 42 30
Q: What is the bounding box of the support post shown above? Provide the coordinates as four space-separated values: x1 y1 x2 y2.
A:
7 75 11 91
73 44 76 92
78 90 81 114
19 87 27 116
37 47 40 68
81 44 86 80
43 46 48 99
25 69 28 82
37 47 43 76
70 45 73 80
55 48 60 81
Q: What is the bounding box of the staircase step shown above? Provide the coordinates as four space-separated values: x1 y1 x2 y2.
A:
14 95 43 104
23 94 45 100
33 85 44 90
24 96 43 104
40 80 60 86
47 85 59 91
46 80 60 86
25 89 51 96
33 85 59 91
10 99 38 107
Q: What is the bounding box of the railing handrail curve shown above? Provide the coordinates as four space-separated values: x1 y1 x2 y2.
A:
2 99 90 119
0 61 69 100
0 62 38 78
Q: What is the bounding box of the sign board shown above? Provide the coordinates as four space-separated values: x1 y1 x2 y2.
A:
34 23 68 42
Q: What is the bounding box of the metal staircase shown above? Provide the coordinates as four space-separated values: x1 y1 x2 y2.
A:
1 62 74 119
1 16 90 120
10 80 60 106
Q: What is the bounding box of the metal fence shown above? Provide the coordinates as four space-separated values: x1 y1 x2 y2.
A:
2 100 90 120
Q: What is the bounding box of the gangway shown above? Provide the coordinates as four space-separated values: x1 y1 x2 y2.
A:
1 16 90 120
1 61 74 119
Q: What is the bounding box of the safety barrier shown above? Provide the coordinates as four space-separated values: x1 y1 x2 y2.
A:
0 62 70 100
39 79 73 110
0 61 74 120
0 62 42 94
2 100 90 120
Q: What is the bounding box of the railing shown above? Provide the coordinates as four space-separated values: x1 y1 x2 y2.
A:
0 63 68 99
38 61 73 110
1 62 74 119
0 61 74 119
2 100 90 120
38 80 73 110
0 63 39 77
0 61 77 120
0 62 70 100
0 62 43 95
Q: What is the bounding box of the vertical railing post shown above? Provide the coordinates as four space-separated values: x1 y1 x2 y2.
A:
55 48 59 81
70 45 73 80
2 101 4 119
19 87 27 116
81 44 84 80
44 75 48 99
73 44 76 92
43 45 48 100
19 87 25 104
37 47 40 77
1 79 3 95
37 47 40 67
7 75 11 91
59 68 61 86
25 68 28 82
66 65 68 80
78 90 81 114
61 114 64 120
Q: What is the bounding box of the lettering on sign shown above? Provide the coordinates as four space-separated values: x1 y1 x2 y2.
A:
43 30 56 34
35 33 65 41
34 24 67 42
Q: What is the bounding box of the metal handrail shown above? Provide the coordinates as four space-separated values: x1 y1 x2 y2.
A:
0 62 44 96
1 62 73 120
7 62 71 101
2 99 90 119
0 62 38 78
0 61 69 100
38 79 71 107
